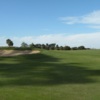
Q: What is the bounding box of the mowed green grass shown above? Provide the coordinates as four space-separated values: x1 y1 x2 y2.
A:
0 50 100 100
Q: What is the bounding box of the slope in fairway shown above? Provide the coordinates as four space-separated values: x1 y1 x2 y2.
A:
0 50 100 100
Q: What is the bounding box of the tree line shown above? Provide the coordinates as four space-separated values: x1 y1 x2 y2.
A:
5 39 89 50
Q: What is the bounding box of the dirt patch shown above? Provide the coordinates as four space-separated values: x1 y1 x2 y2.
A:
0 50 40 57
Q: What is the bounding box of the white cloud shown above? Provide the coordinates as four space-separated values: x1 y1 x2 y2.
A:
1 32 100 48
0 36 7 46
60 10 100 26
88 25 100 29
60 17 79 24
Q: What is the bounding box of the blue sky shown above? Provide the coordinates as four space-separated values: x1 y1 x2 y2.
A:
0 0 100 48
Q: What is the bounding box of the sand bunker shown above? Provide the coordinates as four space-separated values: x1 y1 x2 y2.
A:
0 50 40 56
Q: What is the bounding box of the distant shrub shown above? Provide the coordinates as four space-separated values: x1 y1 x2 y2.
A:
0 47 15 50
78 46 86 50
14 47 32 50
64 46 71 50
21 42 29 48
0 47 32 50
59 46 64 50
71 47 78 50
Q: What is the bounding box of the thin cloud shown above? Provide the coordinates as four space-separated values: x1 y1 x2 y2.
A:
60 17 79 24
60 10 100 25
88 25 100 29
0 36 7 46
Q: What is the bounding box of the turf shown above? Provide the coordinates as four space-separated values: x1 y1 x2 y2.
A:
0 50 100 100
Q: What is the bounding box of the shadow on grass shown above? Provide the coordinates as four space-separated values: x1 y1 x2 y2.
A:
0 53 100 86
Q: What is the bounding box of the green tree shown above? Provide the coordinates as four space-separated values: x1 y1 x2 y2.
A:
59 46 64 50
72 47 78 50
21 42 28 47
64 46 71 50
78 46 86 50
6 39 13 47
49 43 56 50
55 45 60 50
29 43 35 48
